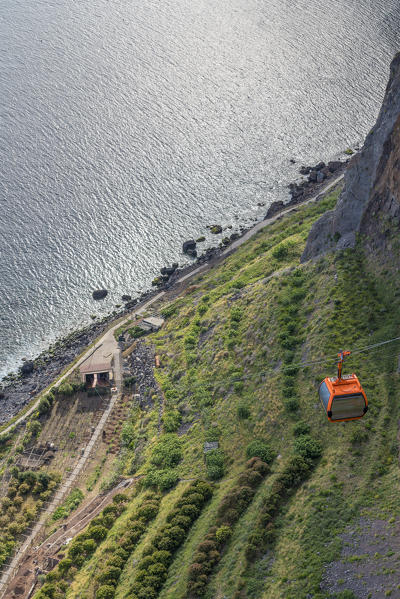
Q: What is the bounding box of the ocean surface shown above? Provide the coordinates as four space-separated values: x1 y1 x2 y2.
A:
0 0 399 379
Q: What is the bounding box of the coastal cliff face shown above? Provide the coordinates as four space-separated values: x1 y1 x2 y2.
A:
302 52 400 262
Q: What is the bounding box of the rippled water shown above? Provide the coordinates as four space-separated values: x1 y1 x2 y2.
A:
0 0 399 378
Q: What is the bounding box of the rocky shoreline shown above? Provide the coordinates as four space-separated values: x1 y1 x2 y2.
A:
0 156 349 425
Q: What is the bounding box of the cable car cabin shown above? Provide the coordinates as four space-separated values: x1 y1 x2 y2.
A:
319 351 368 422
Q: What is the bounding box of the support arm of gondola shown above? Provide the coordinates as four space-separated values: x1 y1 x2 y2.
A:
337 350 351 381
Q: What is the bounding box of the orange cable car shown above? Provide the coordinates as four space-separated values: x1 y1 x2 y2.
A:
319 351 368 422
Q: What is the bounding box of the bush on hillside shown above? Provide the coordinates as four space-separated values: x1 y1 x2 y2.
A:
162 410 182 433
205 450 225 480
293 435 322 460
150 435 182 469
129 481 213 599
143 468 179 491
187 459 272 597
237 402 250 419
245 440 276 464
38 397 51 415
284 397 300 412
96 585 115 599
58 382 74 397
293 420 310 437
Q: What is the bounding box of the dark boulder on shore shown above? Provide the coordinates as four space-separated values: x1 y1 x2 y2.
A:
308 170 318 183
266 200 285 219
20 360 35 376
328 160 342 173
125 299 138 309
122 295 132 302
160 265 177 276
92 289 108 300
300 165 312 175
183 240 196 254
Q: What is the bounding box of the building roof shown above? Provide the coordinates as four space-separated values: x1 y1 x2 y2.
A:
142 316 165 329
79 348 114 374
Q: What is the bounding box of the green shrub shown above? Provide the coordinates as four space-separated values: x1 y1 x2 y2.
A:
197 304 208 316
58 382 74 397
233 381 244 394
130 481 212 598
151 435 182 469
230 307 243 322
96 585 116 599
162 410 182 433
205 450 225 480
38 398 51 415
215 525 232 544
98 566 122 584
284 397 300 412
161 303 178 318
128 326 147 339
246 440 276 464
272 242 290 259
58 558 72 573
88 525 108 542
350 428 369 445
293 435 322 460
83 539 97 554
237 403 250 419
144 468 179 491
106 555 125 569
137 502 160 521
152 550 172 566
178 492 204 508
293 420 310 437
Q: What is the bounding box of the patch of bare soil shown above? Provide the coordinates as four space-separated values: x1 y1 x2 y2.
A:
321 517 400 598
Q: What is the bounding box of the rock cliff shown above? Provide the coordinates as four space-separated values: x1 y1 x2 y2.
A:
302 52 400 262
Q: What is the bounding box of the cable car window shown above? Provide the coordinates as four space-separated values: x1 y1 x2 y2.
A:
319 381 330 410
330 393 365 421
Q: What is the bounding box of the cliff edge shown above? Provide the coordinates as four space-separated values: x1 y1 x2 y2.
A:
302 52 400 262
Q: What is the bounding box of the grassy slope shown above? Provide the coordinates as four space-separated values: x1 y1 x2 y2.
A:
68 187 400 599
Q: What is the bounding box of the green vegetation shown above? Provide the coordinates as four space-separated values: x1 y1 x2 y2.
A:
128 480 212 599
187 458 271 597
26 185 400 599
0 469 60 567
33 494 130 599
52 488 84 521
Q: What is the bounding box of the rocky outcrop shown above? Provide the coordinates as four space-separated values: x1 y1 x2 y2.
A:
302 53 400 262
182 240 197 257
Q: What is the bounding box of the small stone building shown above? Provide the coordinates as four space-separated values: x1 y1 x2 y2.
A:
138 316 165 332
79 351 114 387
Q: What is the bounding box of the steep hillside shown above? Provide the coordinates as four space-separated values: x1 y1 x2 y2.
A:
302 52 400 261
26 185 400 599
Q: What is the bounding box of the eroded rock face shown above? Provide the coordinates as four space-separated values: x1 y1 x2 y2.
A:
302 52 400 262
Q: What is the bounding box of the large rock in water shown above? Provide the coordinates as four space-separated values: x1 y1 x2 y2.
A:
302 53 400 262
182 240 196 254
92 289 108 300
